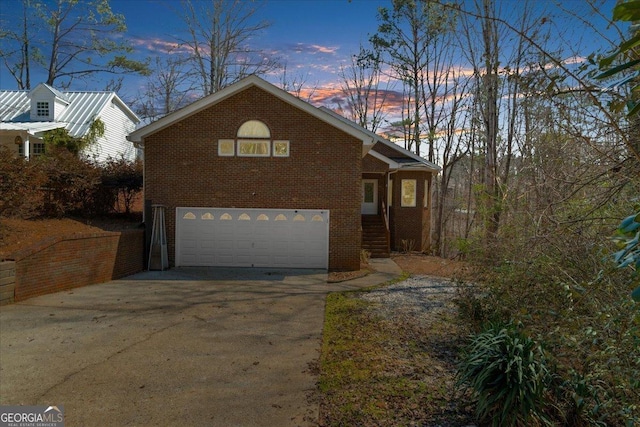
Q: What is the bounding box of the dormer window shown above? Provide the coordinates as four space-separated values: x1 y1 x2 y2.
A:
28 83 69 121
36 101 50 118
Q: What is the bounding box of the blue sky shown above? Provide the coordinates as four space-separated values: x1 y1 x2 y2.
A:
0 0 626 117
116 0 388 92
0 0 387 90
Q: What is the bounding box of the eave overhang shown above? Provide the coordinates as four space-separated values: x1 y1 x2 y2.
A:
128 75 375 153
0 122 67 135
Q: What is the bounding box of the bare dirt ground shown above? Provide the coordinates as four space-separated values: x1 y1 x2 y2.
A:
327 253 471 283
391 253 471 278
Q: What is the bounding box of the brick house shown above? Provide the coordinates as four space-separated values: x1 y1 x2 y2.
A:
127 76 439 271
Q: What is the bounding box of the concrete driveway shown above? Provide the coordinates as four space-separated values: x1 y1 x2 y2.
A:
0 261 400 426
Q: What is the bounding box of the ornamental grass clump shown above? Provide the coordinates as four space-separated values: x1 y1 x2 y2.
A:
457 322 552 427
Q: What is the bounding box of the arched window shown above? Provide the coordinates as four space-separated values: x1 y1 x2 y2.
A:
237 120 271 156
237 120 270 138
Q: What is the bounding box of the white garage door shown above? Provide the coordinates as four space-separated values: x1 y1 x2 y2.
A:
176 208 329 269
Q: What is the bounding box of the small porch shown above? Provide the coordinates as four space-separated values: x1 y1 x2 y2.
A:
359 134 440 259
361 176 391 258
0 124 63 159
360 168 435 258
362 212 391 258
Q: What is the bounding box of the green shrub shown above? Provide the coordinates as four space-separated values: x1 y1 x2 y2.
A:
457 322 552 427
612 211 640 301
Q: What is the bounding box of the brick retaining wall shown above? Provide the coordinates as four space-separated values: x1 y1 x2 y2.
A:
0 261 16 305
1 229 144 303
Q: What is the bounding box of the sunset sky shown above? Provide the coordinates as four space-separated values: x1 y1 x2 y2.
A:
0 0 626 130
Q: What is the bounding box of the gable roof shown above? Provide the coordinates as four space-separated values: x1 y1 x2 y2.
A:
127 75 376 152
0 85 139 137
318 107 440 172
27 83 69 104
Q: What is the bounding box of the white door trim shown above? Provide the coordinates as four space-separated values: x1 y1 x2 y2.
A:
361 179 378 215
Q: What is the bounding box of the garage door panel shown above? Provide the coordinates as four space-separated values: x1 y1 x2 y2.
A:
181 238 198 249
305 241 325 252
215 237 234 248
236 239 253 250
176 208 328 269
200 239 216 249
252 255 272 267
253 240 270 250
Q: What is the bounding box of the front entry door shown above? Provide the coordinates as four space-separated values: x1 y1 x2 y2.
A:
361 179 378 215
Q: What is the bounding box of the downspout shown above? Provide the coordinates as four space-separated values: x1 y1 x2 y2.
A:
132 137 152 270
387 169 398 229
132 139 145 222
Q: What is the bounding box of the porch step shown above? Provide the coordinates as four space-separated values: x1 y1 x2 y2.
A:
361 215 390 258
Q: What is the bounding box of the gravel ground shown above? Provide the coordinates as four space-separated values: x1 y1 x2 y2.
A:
360 275 459 326
357 274 478 427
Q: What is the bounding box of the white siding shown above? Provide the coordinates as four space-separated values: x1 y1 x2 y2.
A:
2 86 140 163
53 98 68 120
84 100 139 162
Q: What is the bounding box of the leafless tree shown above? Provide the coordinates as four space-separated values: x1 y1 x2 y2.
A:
431 66 473 256
339 45 392 133
277 64 318 103
178 0 280 96
454 0 537 240
370 0 456 156
0 0 35 89
0 0 149 89
136 54 195 122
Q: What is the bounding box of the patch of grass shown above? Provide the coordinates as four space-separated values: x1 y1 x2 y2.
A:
318 285 475 426
319 293 383 392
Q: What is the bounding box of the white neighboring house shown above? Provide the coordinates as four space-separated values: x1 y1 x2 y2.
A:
0 83 140 161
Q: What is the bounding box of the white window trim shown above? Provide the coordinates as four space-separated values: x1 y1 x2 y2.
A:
273 140 290 157
237 139 271 157
401 179 417 207
218 139 235 156
36 101 50 118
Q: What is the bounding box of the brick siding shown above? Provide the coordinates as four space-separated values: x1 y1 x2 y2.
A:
0 261 16 305
9 229 144 302
143 85 362 271
363 153 390 173
389 170 432 252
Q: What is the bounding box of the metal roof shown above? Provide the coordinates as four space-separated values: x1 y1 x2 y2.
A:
0 86 139 138
0 90 30 122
